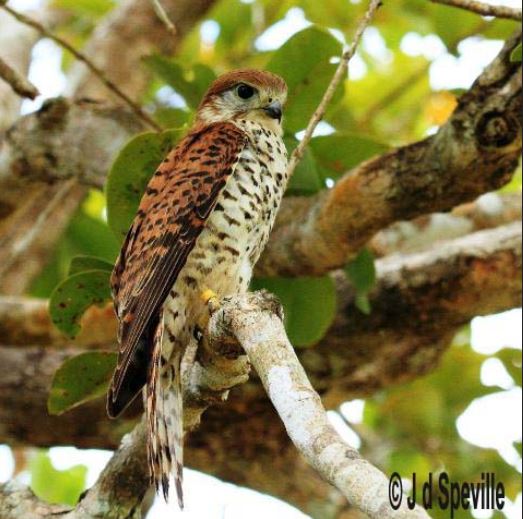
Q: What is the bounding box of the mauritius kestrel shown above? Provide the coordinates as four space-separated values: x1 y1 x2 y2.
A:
107 70 288 507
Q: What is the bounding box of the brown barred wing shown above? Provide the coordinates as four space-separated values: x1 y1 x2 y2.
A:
107 122 247 418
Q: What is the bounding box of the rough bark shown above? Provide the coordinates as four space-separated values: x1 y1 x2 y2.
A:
66 0 217 101
1 292 430 519
369 191 521 256
0 481 69 519
0 32 520 283
1 192 519 348
0 99 143 295
256 31 522 276
0 222 519 451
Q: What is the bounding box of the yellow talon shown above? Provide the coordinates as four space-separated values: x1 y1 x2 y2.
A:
201 289 220 313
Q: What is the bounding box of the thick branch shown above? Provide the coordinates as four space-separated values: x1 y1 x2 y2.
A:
256 31 522 276
205 292 428 518
0 481 68 519
0 223 519 449
0 98 143 224
369 191 521 256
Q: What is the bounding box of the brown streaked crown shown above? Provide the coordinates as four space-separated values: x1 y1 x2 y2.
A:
198 69 287 108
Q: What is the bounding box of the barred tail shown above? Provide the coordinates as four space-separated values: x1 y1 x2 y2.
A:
145 317 184 509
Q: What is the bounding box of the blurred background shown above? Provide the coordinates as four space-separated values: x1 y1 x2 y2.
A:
0 0 521 518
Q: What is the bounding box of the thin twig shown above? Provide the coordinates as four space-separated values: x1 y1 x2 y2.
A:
286 0 382 178
150 0 176 35
430 0 522 21
0 55 39 99
0 2 162 131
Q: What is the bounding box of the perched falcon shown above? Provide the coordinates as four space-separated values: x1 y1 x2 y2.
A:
107 70 288 508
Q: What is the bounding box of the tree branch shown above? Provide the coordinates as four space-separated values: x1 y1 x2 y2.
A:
0 1 161 131
1 222 519 449
204 291 429 518
257 30 522 276
430 0 522 21
0 99 143 223
369 191 521 257
0 481 69 519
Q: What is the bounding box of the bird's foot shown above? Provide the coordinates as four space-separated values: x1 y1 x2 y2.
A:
201 289 221 314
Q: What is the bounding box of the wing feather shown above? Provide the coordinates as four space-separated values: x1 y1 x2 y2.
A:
107 122 247 417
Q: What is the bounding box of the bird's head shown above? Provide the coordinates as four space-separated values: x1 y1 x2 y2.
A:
196 69 287 134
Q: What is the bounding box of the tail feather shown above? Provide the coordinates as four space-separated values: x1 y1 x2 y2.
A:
145 315 184 509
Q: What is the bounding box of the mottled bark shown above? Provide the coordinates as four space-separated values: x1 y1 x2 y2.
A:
369 192 521 257
0 481 69 519
256 31 522 276
0 99 142 295
0 222 519 451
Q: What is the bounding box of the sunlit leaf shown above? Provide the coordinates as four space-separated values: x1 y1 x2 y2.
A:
267 26 343 132
49 270 111 338
106 130 184 238
48 351 117 415
251 276 336 347
154 107 193 129
30 451 87 505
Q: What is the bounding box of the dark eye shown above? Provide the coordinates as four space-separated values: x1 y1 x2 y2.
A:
237 84 255 99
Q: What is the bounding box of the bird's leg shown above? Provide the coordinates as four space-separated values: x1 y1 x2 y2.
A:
200 288 221 314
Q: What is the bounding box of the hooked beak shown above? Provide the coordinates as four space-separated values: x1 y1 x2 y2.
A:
263 100 283 122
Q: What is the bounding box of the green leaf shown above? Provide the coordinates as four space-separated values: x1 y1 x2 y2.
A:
106 129 184 238
144 57 216 108
154 107 193 128
345 248 376 315
510 42 522 63
284 135 323 195
49 270 111 338
30 451 87 505
310 134 389 180
69 255 114 275
48 351 117 415
251 276 336 347
267 26 343 132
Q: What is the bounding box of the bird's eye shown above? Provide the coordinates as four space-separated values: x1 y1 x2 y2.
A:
236 84 256 99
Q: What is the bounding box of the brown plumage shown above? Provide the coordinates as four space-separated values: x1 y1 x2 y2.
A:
108 69 288 508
